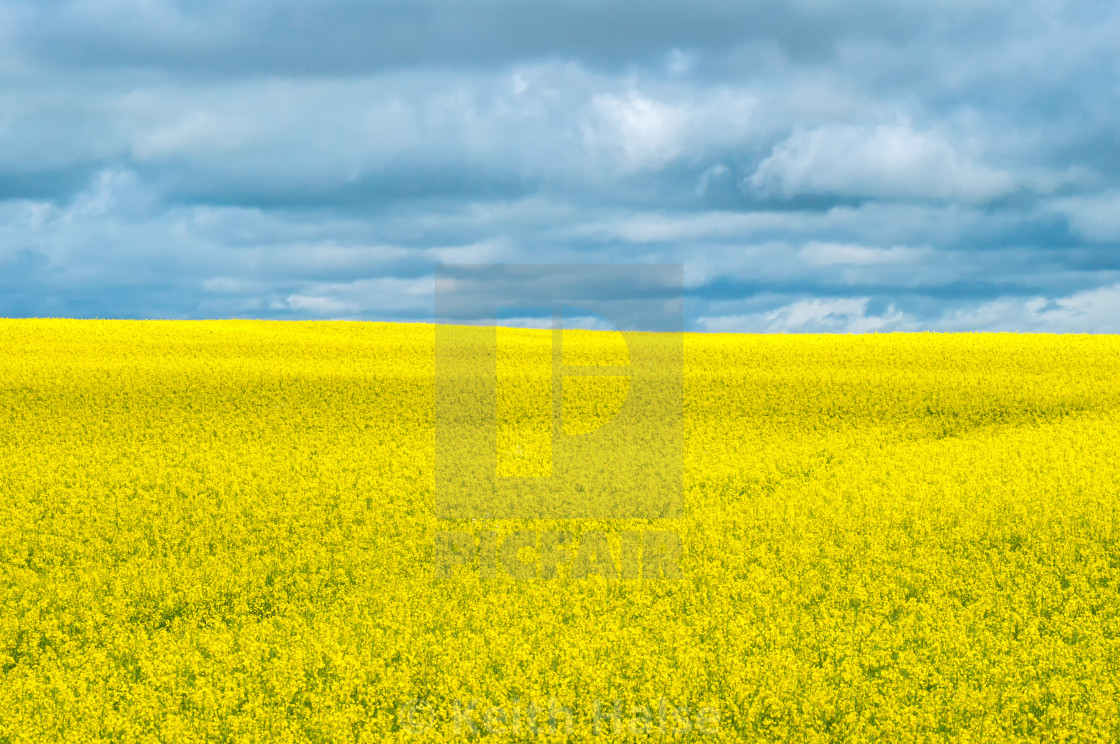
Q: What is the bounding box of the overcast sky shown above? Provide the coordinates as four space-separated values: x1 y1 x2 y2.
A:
1 0 1118 331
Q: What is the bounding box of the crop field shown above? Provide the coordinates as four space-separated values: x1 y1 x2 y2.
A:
1 319 1119 742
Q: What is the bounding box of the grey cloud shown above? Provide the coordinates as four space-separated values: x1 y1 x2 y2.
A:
0 0 1118 330
8 0 1007 76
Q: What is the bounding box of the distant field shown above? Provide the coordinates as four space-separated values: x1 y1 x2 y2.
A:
1 320 1119 742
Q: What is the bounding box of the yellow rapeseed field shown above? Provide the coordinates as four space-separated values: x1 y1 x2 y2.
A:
1 319 1119 742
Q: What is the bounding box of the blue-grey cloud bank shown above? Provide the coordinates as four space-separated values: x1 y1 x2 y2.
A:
1 0 1118 331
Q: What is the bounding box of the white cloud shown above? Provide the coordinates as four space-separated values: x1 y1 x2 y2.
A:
583 87 755 172
699 297 913 333
575 202 986 246
749 120 1016 202
270 294 357 315
131 110 249 160
798 242 930 267
271 277 434 316
766 297 911 332
695 163 730 196
581 210 800 244
938 283 1120 332
489 314 614 330
1022 283 1120 331
665 48 694 77
584 93 688 171
699 283 1120 334
202 277 245 293
427 239 513 264
67 168 147 219
1050 192 1120 242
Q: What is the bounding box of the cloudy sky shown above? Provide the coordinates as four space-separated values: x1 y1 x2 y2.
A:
1 0 1118 331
